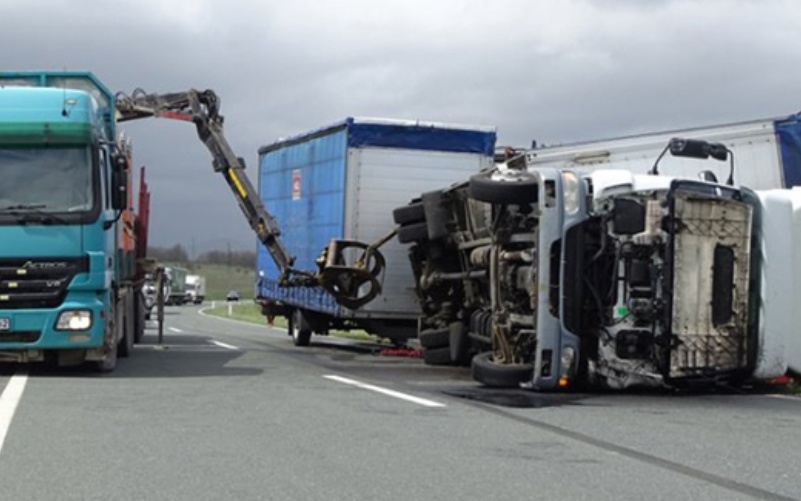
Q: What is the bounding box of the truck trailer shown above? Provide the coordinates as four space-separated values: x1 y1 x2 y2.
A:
524 112 801 189
395 124 801 389
255 118 496 346
0 72 150 371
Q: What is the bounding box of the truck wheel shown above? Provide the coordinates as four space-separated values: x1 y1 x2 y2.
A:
94 337 118 373
422 190 449 240
469 170 538 205
291 309 312 347
393 202 425 225
397 222 429 244
118 300 133 358
133 293 146 344
449 322 471 366
422 346 452 366
118 327 133 358
418 326 450 349
471 351 533 388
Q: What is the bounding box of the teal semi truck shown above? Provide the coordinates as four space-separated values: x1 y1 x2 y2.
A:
0 72 149 371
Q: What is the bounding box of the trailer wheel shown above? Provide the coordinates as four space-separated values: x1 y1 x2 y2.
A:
291 309 312 347
397 222 429 244
422 346 452 366
418 326 450 349
471 351 533 388
469 170 538 205
393 202 425 225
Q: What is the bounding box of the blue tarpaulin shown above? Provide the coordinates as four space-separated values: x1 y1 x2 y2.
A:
775 114 801 187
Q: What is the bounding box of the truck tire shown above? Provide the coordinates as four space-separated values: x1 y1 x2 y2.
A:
118 298 133 358
418 326 450 349
471 351 533 388
448 322 471 366
393 202 425 225
422 190 449 240
422 346 452 366
469 170 538 205
93 332 118 374
133 292 146 344
291 309 312 347
397 222 429 244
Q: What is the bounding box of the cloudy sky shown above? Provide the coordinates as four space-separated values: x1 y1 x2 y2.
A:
3 0 800 253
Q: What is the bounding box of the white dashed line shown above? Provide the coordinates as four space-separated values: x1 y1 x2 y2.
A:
168 327 183 333
0 372 28 455
324 374 446 408
211 340 239 351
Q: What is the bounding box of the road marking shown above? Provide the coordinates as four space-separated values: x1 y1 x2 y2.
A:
168 327 183 333
0 372 28 455
765 394 800 402
211 340 239 351
323 375 446 408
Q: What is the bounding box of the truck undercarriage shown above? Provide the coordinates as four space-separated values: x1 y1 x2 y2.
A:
396 150 761 391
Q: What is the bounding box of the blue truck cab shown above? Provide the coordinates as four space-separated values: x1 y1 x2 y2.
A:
0 71 141 370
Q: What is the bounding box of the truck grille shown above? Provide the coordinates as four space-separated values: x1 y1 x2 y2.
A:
0 331 41 342
0 257 89 309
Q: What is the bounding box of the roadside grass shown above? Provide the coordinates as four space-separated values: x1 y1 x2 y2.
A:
203 302 386 343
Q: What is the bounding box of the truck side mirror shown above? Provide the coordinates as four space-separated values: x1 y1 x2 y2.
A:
654 137 735 186
113 154 128 172
669 138 711 159
669 138 730 162
110 153 129 210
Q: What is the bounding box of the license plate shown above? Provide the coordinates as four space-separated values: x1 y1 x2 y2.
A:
0 317 9 331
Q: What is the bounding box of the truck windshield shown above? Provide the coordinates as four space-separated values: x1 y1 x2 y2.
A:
0 147 93 213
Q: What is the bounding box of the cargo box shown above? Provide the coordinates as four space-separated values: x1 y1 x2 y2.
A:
256 117 496 322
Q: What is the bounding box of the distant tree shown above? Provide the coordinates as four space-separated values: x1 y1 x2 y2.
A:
148 244 189 263
147 245 254 268
197 249 256 268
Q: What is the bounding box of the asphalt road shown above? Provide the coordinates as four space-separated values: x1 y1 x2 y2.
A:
0 306 799 501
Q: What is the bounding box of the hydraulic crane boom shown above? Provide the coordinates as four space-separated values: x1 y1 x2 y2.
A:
114 88 387 309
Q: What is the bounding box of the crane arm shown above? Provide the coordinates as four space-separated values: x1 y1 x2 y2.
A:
114 88 386 308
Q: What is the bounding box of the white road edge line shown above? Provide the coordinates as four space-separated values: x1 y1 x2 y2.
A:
0 372 28 455
765 394 800 402
211 340 239 351
168 327 183 333
324 374 446 408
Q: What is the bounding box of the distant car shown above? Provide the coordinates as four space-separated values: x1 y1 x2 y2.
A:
226 290 240 302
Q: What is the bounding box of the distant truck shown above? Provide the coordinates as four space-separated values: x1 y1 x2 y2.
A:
0 71 151 371
395 118 801 390
185 274 206 304
164 266 189 305
255 118 496 346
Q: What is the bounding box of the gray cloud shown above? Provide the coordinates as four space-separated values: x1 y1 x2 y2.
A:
2 0 800 252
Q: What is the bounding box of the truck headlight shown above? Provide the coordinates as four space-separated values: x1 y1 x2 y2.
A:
561 172 580 214
56 310 92 331
558 346 576 388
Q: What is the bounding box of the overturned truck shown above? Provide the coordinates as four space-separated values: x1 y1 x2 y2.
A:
396 138 794 390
